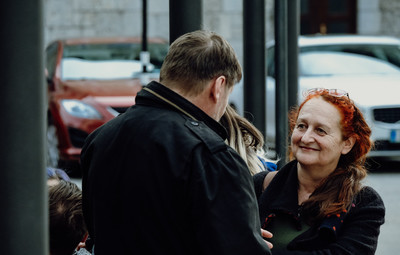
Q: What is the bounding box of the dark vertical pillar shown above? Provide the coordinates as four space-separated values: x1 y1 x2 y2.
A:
288 0 300 110
0 1 47 255
169 0 202 43
243 0 266 137
142 0 148 73
275 0 289 167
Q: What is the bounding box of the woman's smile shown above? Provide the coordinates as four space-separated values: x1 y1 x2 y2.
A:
299 145 319 151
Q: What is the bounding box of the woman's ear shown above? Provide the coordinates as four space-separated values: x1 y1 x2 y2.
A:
341 136 356 155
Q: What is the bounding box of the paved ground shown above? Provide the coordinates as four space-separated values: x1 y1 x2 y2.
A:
365 171 400 255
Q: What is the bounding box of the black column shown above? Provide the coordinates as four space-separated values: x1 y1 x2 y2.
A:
142 0 148 73
288 0 300 110
0 1 47 254
169 0 203 43
243 0 266 137
275 0 289 167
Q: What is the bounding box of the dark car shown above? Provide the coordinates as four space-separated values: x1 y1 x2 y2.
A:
45 37 168 172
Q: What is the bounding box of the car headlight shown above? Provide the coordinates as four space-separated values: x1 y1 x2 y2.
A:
61 99 102 119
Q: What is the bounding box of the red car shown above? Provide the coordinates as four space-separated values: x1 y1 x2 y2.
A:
45 37 168 173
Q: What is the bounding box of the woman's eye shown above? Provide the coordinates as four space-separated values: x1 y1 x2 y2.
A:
296 123 306 129
316 128 326 134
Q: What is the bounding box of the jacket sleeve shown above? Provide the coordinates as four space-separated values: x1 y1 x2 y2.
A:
272 186 385 255
188 145 271 255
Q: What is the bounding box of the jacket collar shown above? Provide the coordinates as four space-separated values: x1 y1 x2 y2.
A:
136 81 228 140
258 160 347 240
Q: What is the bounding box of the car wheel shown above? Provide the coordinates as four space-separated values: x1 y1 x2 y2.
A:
46 124 60 168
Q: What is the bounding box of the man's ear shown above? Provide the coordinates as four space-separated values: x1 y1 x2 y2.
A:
209 75 226 103
341 136 356 155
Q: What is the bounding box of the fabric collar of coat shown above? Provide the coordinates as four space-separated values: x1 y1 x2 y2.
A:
136 81 228 140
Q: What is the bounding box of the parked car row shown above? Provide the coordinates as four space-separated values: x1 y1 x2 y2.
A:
45 37 169 172
229 34 400 160
46 34 400 172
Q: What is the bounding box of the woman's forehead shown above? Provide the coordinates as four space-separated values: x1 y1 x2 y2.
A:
299 97 342 124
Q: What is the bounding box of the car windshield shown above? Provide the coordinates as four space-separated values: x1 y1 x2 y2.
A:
300 51 400 76
61 42 168 80
301 43 400 68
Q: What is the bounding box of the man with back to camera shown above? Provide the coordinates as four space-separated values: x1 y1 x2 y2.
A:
80 30 272 255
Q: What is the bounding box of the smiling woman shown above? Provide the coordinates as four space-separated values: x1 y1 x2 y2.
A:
254 88 385 254
291 97 352 176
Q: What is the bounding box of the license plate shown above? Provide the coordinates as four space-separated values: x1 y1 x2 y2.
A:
390 130 400 143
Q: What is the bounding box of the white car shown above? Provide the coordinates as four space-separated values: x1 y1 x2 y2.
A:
229 35 400 160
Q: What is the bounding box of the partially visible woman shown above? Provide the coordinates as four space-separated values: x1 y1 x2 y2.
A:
254 88 385 254
220 105 277 175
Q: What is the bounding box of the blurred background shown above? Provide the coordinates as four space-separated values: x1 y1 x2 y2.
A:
2 0 400 254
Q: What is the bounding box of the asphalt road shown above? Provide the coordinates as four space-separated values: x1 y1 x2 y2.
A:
365 160 400 255
72 159 399 254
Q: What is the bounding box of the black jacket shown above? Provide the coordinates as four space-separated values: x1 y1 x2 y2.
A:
81 81 270 255
254 160 385 255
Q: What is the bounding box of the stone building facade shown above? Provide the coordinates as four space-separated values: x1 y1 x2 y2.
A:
44 0 400 64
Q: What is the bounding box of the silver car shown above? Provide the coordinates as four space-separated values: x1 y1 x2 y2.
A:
229 35 400 160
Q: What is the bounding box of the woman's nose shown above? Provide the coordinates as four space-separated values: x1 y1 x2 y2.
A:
301 129 314 143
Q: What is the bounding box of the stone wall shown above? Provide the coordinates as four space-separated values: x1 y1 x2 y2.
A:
44 0 273 63
358 0 381 35
44 0 169 44
380 0 400 37
44 0 400 63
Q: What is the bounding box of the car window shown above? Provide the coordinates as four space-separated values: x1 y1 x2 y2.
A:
61 58 156 80
300 44 400 68
299 51 400 76
46 42 58 79
61 43 168 80
266 42 400 78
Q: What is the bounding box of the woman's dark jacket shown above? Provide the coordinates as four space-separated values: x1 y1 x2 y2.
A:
80 81 270 255
254 160 385 255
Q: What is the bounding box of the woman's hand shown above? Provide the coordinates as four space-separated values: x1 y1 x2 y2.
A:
261 228 273 249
